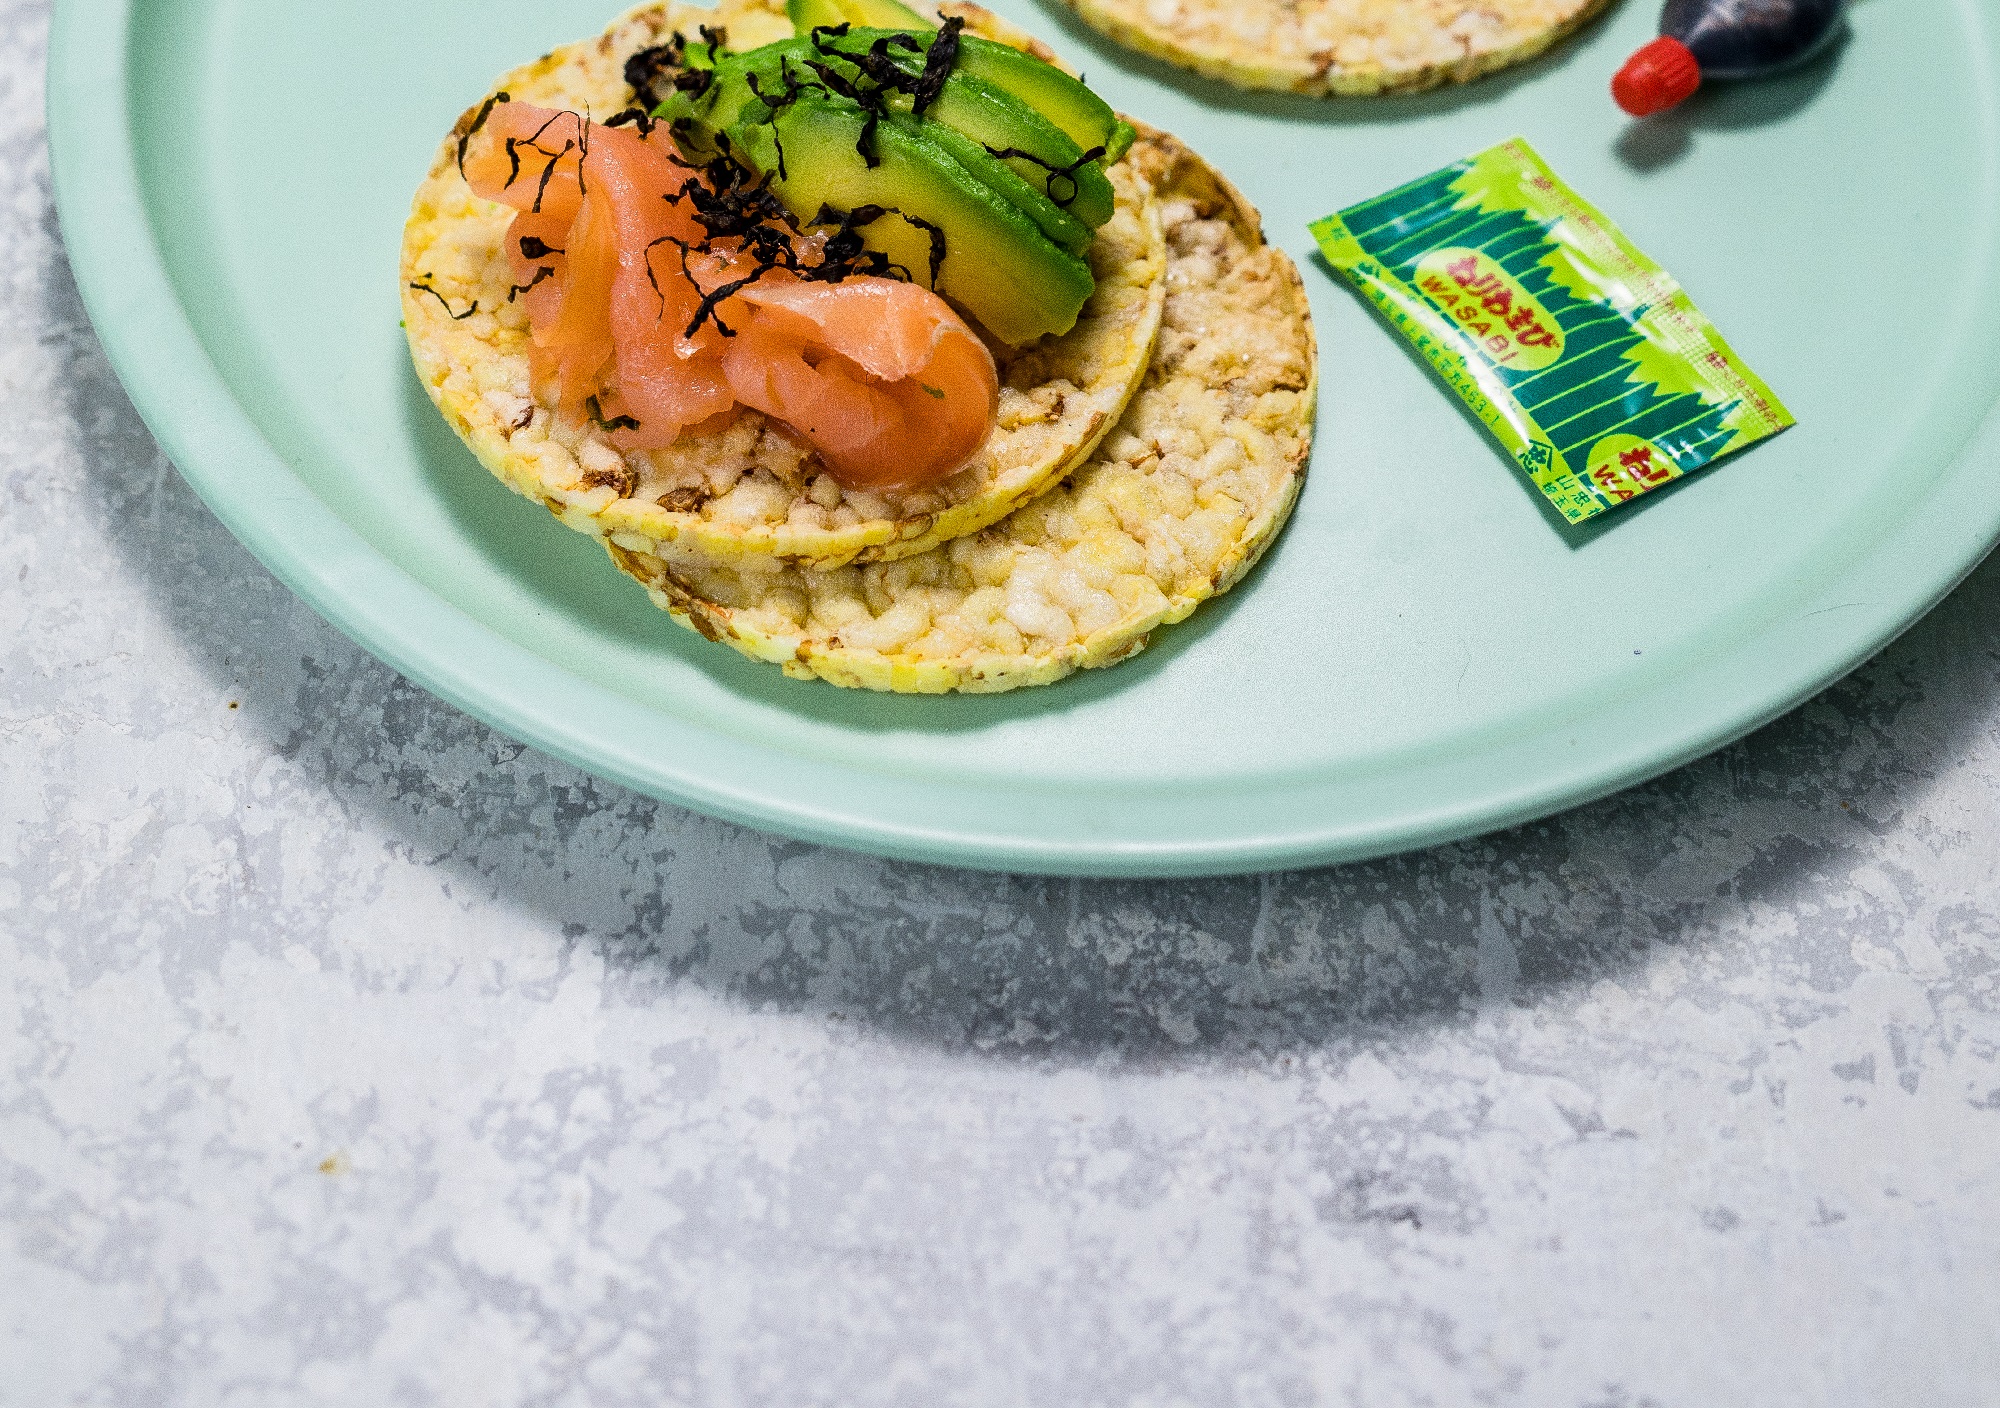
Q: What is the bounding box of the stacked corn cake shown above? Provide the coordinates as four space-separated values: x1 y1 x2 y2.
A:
402 0 1317 693
1061 0 1616 97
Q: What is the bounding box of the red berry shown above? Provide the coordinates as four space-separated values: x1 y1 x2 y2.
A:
1613 36 1703 116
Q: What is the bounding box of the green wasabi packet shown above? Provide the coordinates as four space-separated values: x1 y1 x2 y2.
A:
1310 138 1793 524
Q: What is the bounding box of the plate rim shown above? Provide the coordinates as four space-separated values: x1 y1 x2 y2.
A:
47 0 2000 878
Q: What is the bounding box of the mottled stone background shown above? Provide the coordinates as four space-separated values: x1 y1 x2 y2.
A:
6 2 2000 1402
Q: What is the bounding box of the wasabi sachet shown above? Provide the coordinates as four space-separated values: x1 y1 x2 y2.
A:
1311 138 1792 524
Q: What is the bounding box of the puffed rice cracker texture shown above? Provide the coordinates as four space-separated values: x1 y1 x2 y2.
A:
1063 0 1614 97
607 126 1317 693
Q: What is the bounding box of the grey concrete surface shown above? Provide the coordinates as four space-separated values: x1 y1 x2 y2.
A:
6 1 2000 1402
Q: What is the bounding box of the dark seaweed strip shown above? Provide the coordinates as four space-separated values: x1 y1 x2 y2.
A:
744 67 809 179
898 211 946 287
584 395 643 433
800 36 909 170
650 232 739 336
792 62 879 168
804 204 913 283
856 110 881 169
1051 147 1106 207
687 266 777 337
665 184 901 333
604 106 656 135
804 57 866 103
641 234 691 322
698 25 728 63
811 204 937 285
625 41 684 110
531 140 574 213
838 31 926 95
667 116 704 156
649 232 770 338
457 92 511 179
812 25 923 85
673 156 802 243
519 236 564 261
982 142 1106 208
912 16 962 116
752 56 849 176
654 179 928 333
507 266 556 302
746 57 813 117
502 109 583 195
812 202 886 265
809 249 907 282
409 280 480 320
523 109 577 151
789 25 972 170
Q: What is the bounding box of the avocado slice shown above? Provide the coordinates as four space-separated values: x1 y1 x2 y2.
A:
786 0 936 34
677 32 1118 230
662 38 1111 243
727 93 1094 345
911 65 1114 230
775 0 1140 170
917 117 1093 256
952 36 1135 163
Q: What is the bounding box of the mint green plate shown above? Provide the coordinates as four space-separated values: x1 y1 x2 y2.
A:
48 0 2000 876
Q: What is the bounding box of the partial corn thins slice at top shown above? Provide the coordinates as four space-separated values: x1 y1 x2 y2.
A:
400 0 1165 572
607 127 1317 693
1061 0 1614 97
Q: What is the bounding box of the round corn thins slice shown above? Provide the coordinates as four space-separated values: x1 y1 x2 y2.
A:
1061 0 1615 97
606 126 1317 693
400 0 1167 572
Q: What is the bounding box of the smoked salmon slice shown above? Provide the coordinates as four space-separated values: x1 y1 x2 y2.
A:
722 277 999 490
457 100 998 487
464 103 730 441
